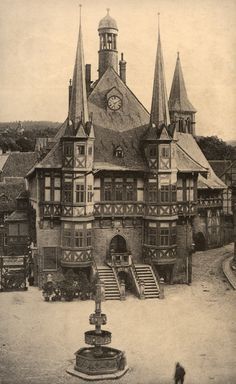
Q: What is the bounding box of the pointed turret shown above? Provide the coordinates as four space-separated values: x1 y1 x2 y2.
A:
150 15 170 129
169 53 196 135
69 5 89 128
169 53 196 113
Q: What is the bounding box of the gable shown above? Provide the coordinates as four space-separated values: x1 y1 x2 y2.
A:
88 67 150 132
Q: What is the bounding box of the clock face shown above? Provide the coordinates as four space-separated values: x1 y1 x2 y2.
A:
107 96 122 111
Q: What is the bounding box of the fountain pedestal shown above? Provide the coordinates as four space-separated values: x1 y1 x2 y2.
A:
67 280 128 380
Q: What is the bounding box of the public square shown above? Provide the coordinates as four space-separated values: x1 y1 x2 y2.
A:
0 244 235 384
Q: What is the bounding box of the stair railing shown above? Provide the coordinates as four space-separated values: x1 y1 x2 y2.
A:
148 258 161 295
130 257 142 299
111 266 123 299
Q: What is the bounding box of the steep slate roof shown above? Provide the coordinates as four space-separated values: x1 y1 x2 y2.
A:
88 67 150 132
175 133 225 189
2 152 37 178
0 154 9 171
93 125 148 171
169 54 196 113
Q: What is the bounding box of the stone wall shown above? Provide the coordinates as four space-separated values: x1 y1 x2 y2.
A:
175 221 193 283
93 220 143 265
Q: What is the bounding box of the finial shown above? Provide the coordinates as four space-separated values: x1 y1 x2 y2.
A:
69 78 72 86
79 4 82 25
106 8 110 15
158 12 160 36
177 51 180 59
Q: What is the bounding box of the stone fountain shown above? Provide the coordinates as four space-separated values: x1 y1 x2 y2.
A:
67 280 128 380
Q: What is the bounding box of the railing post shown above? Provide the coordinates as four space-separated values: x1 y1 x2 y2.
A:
139 280 145 300
120 281 126 301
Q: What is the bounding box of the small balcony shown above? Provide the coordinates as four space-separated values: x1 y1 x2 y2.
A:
197 197 223 209
61 248 93 268
94 202 144 217
109 252 132 267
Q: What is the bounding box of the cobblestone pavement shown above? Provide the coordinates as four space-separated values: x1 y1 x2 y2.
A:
0 244 235 384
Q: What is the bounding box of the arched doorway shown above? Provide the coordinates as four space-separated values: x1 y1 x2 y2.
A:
110 235 127 253
193 232 206 251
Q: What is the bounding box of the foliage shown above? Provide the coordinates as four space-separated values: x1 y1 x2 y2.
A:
42 270 94 302
196 136 236 160
0 121 60 152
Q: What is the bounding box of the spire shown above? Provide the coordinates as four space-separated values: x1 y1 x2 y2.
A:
169 52 196 112
150 14 170 128
69 5 89 126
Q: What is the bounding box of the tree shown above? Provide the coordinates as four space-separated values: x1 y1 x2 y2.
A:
197 136 236 160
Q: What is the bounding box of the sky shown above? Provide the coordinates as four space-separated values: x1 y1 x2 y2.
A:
0 0 235 141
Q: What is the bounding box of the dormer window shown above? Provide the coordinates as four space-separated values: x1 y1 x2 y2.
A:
114 146 124 158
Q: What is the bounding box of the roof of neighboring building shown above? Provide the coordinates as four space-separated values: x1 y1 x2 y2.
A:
6 210 28 222
175 133 226 189
209 160 236 178
0 181 26 212
2 152 38 178
0 154 9 171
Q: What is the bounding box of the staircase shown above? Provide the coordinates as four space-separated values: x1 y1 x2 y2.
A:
134 264 160 299
97 266 121 300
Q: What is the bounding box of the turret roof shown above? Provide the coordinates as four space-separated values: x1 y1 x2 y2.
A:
68 10 89 128
98 9 118 30
169 53 196 112
150 19 170 128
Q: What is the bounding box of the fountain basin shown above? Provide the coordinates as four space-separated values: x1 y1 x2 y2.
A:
85 330 112 346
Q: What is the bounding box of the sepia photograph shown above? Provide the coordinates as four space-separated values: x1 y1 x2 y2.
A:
0 0 235 383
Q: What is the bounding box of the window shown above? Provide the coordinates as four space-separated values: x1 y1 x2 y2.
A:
64 144 73 156
161 146 170 158
171 185 177 202
171 226 177 245
103 177 137 201
43 247 57 270
44 176 51 201
75 225 83 247
87 185 93 203
148 181 157 202
87 229 92 246
177 178 183 201
63 223 92 249
160 228 169 246
115 179 123 200
54 177 61 202
64 182 73 203
77 145 85 155
115 147 124 158
126 183 134 201
104 183 112 201
76 183 85 203
149 145 157 158
63 224 72 247
148 223 157 245
160 185 169 203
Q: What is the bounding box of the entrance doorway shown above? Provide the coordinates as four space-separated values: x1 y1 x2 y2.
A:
117 270 134 294
110 235 127 253
155 264 174 284
194 232 206 251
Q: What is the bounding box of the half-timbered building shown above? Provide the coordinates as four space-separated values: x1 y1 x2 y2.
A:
27 11 225 298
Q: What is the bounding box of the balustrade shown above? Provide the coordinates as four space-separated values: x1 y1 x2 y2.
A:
197 197 223 208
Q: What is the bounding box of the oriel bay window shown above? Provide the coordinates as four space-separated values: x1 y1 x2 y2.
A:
63 223 92 248
103 177 136 201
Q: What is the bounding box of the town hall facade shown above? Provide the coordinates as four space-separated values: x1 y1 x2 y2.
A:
26 10 225 299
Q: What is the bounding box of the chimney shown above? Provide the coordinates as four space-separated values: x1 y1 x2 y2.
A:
68 79 72 112
119 53 127 84
85 64 91 95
